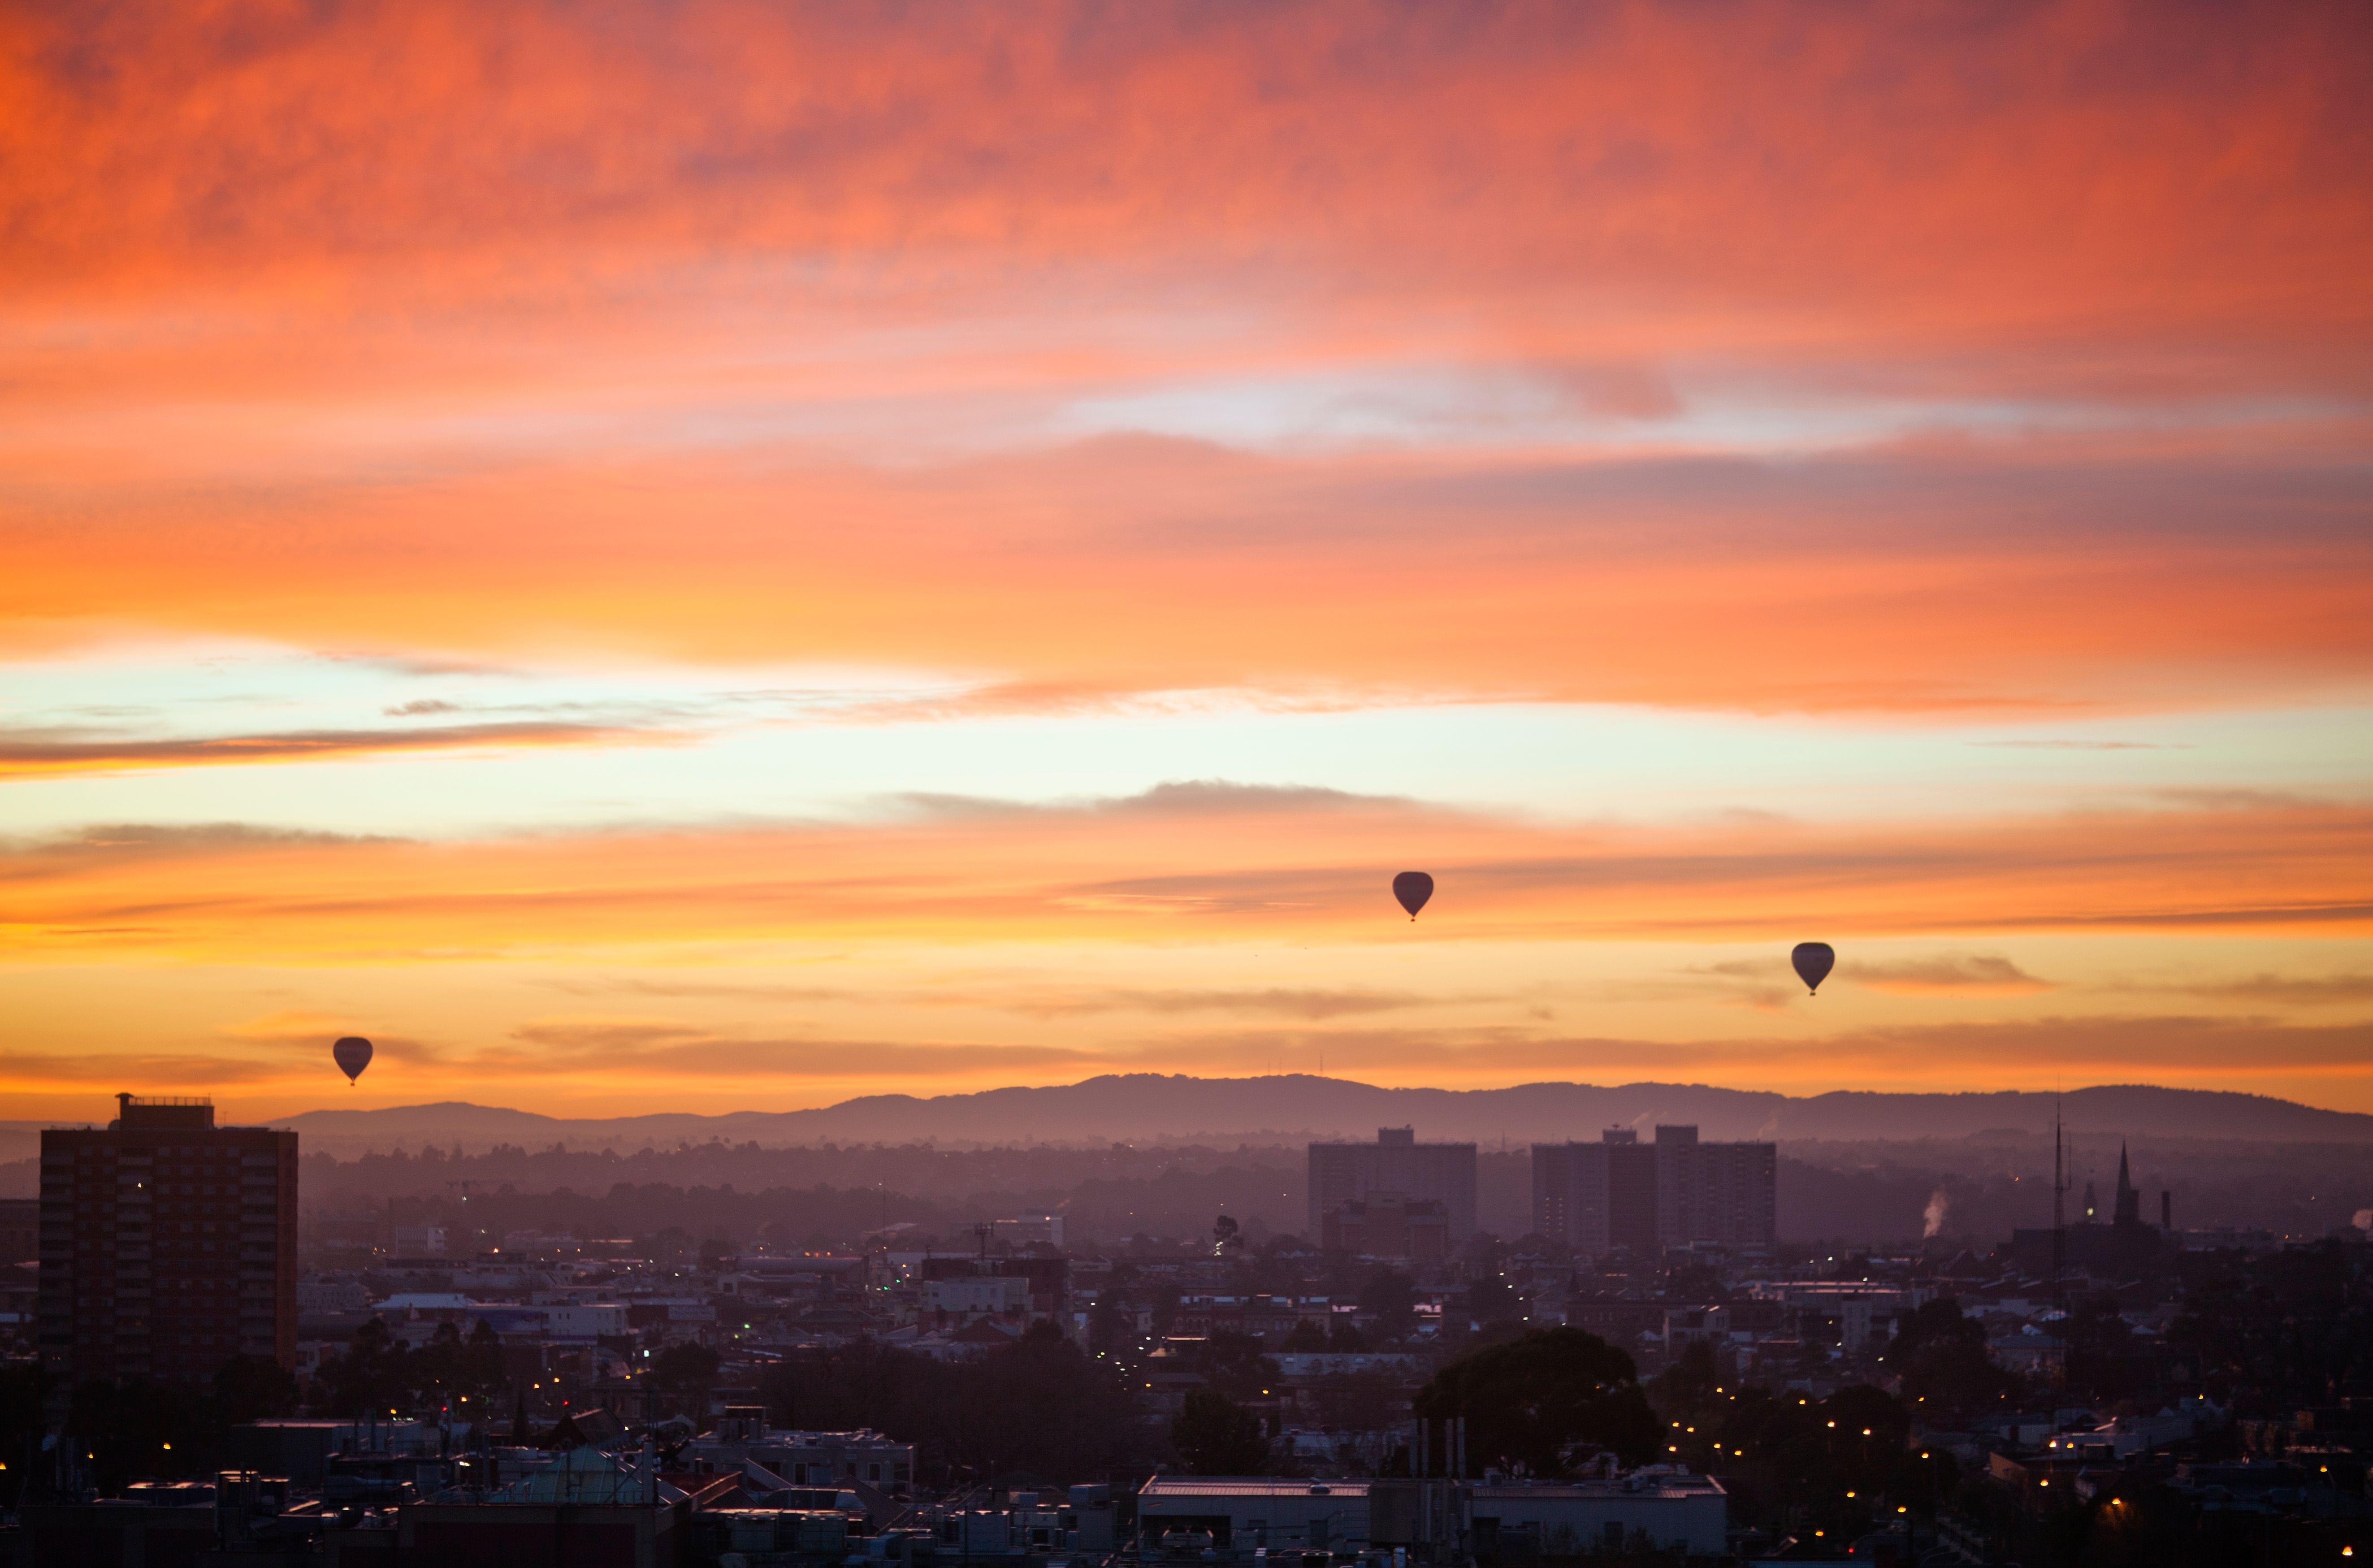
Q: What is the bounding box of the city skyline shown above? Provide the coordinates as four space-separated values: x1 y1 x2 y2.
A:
4 1 2370 1119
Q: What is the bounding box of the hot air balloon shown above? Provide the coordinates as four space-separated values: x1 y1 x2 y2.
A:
332 1036 374 1085
1392 871 1434 920
1791 943 1836 996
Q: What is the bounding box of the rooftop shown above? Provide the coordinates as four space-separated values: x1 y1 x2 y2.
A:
479 1445 686 1506
1142 1477 1371 1499
113 1093 217 1131
1473 1474 1726 1499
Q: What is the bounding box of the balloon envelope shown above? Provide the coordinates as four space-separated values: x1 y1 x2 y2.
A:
1392 871 1434 919
1791 942 1836 995
332 1036 373 1083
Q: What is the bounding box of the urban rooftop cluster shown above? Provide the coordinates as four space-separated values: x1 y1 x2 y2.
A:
0 1105 2366 1566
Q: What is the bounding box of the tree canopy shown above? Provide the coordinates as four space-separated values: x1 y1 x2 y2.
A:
1412 1327 1658 1473
1877 1299 2021 1420
1172 1386 1271 1476
319 1317 508 1419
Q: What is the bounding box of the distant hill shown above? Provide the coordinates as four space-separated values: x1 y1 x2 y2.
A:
244 1075 2373 1156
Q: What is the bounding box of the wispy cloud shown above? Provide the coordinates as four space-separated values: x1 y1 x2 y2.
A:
1970 741 2188 752
1846 954 2056 996
2171 972 2373 1007
1004 988 1434 1021
1 789 2362 962
532 974 1436 1020
893 780 1421 824
0 721 674 777
0 1052 287 1088
215 1009 364 1042
208 1010 437 1064
501 1018 1097 1078
0 824 398 887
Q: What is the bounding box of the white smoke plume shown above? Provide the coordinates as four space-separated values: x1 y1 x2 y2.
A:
1923 1187 1951 1239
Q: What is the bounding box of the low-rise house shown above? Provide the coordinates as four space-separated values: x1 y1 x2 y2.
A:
2171 1459 2313 1515
2044 1397 2226 1460
682 1417 916 1494
922 1273 1029 1326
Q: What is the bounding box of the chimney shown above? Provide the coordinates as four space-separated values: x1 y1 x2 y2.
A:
2161 1190 2172 1232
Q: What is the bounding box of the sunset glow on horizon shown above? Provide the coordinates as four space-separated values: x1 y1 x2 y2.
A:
4 0 2369 1120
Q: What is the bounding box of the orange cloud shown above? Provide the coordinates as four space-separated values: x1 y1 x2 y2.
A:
8 441 2371 715
1 787 2364 961
1845 954 2057 997
2170 972 2373 1008
0 1052 287 1089
0 4 2366 715
0 720 669 777
215 1009 363 1041
497 1019 1096 1079
5 1 2368 350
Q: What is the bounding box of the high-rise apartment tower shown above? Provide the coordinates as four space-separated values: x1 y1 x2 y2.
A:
39 1095 299 1382
1308 1126 1478 1244
1532 1125 1774 1256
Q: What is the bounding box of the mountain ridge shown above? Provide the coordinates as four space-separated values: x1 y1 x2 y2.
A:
234 1074 2373 1154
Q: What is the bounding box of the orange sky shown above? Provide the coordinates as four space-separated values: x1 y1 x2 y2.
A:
2 0 2369 1121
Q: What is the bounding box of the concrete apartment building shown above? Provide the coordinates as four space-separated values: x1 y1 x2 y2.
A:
1307 1126 1478 1247
39 1093 300 1382
1321 1192 1450 1260
1532 1125 1774 1257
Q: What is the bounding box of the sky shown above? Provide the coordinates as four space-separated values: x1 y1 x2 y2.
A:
2 0 2369 1121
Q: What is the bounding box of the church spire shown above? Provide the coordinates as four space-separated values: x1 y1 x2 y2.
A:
2113 1141 2140 1226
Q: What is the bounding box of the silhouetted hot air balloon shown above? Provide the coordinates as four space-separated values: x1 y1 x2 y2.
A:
332 1036 374 1085
1392 871 1434 920
1791 943 1836 996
